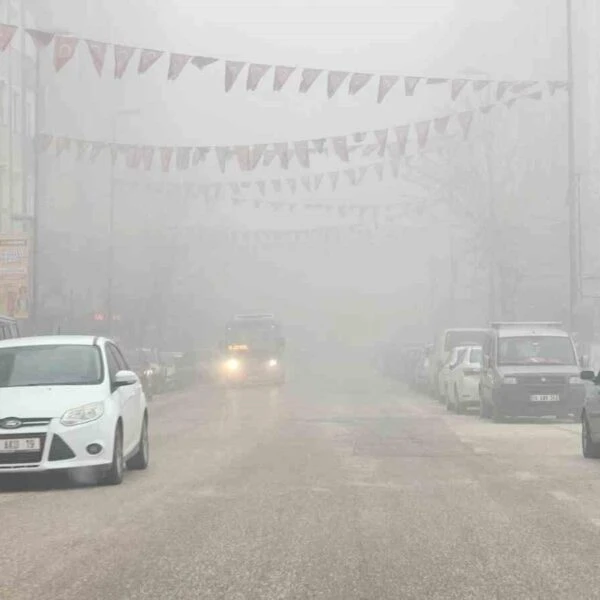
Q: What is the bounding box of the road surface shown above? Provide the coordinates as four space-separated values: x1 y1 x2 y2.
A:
2 361 600 599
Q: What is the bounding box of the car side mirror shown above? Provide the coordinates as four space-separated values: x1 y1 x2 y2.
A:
114 370 138 388
580 370 596 382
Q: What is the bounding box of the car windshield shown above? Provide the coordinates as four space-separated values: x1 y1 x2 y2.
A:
498 336 577 366
0 345 103 387
444 331 487 351
226 321 280 349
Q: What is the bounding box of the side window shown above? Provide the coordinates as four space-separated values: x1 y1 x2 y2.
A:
112 345 130 371
106 345 120 381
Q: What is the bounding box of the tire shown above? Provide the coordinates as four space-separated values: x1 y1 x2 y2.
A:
127 414 149 470
582 414 600 458
454 386 462 415
102 425 124 486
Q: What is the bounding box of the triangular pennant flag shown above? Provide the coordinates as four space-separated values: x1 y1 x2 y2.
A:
294 141 310 168
249 144 267 170
272 179 282 193
89 142 106 163
138 49 164 74
426 77 448 85
314 173 324 190
549 81 568 95
390 160 400 178
328 171 339 191
215 147 231 173
353 132 367 143
362 144 378 157
374 129 389 157
141 146 155 170
299 68 322 93
126 146 143 169
192 147 210 166
348 72 373 95
109 144 120 165
377 75 399 103
457 111 474 138
374 162 384 181
496 81 511 100
312 139 327 153
254 200 264 209
434 115 451 135
36 133 54 153
301 176 311 192
54 36 79 71
56 137 72 157
168 53 191 80
480 104 495 114
511 81 537 94
473 80 491 92
27 29 54 49
332 136 349 162
114 45 136 79
86 40 107 76
357 165 369 183
160 147 174 172
288 179 297 194
0 24 16 52
273 65 296 91
327 70 349 98
229 182 241 194
232 197 245 207
234 146 251 171
257 181 267 196
76 140 90 160
225 61 246 92
247 63 271 91
263 148 277 166
345 169 357 185
525 90 543 101
394 125 410 155
505 97 518 109
274 143 290 169
176 147 192 170
404 76 421 96
191 56 218 71
416 120 431 149
451 79 469 101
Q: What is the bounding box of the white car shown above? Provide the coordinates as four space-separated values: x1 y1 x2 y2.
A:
0 336 149 485
438 346 469 403
446 345 482 414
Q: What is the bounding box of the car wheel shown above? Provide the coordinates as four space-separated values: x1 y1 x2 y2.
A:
582 414 600 459
102 425 125 486
454 386 462 415
127 414 149 470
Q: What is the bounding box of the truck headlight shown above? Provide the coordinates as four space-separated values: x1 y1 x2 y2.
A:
503 377 518 385
226 358 240 371
61 402 104 427
268 359 278 368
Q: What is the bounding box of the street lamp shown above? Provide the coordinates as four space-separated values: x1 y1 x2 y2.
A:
106 107 140 335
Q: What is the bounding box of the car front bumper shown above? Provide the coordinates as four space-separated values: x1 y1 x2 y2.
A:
0 418 117 474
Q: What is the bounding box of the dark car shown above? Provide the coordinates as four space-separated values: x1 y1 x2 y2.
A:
479 322 585 422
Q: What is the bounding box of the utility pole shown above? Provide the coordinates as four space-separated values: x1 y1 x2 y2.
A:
566 0 579 332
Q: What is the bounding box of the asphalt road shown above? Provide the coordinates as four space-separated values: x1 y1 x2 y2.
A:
3 361 600 599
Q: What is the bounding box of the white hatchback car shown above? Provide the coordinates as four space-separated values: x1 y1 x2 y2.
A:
0 336 149 485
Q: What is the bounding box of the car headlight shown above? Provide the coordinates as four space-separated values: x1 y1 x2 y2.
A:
503 377 518 385
144 369 153 377
61 402 104 427
226 358 240 371
569 376 584 385
268 359 278 368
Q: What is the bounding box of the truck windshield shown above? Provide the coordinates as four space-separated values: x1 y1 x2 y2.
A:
498 336 577 366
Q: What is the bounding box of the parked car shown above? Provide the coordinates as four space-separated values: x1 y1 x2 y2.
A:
446 345 482 414
428 328 488 398
122 348 155 399
0 335 149 485
479 322 585 422
438 346 469 404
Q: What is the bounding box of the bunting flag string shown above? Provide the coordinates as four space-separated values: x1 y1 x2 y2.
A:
37 88 550 173
0 23 568 103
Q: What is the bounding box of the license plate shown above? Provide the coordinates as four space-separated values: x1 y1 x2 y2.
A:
530 394 560 402
0 438 41 453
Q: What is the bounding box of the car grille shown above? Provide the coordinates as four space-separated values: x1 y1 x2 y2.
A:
516 375 566 385
0 433 46 465
48 434 75 461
